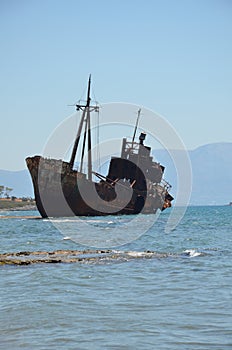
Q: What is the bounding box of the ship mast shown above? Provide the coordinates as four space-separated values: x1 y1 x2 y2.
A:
69 75 97 181
86 78 92 181
132 108 141 144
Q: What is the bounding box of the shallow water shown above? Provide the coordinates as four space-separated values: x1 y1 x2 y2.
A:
0 206 232 349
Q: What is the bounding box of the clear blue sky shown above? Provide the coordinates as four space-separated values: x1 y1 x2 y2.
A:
0 0 231 170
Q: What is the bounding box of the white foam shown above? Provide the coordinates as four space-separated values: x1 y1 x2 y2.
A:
184 249 201 257
127 251 145 257
50 219 78 223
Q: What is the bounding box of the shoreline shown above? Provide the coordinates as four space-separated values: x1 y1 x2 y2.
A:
0 203 37 212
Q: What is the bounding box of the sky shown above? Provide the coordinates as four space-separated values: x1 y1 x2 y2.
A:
0 0 231 170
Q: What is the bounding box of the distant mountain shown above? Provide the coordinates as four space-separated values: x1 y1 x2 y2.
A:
154 142 232 205
1 142 232 204
0 169 33 198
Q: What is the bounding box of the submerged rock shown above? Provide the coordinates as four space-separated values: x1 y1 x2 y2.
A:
0 249 170 265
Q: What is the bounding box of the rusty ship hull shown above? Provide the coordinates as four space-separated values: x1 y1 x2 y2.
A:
26 150 173 218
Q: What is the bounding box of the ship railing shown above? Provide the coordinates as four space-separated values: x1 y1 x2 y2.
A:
125 139 140 152
161 179 172 191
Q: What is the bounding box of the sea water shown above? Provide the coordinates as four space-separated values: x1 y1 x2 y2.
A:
0 206 231 349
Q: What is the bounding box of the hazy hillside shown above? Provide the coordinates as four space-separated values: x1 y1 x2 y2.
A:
1 143 232 204
155 142 232 205
0 169 34 198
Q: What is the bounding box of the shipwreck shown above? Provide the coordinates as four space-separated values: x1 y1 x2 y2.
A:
26 76 173 218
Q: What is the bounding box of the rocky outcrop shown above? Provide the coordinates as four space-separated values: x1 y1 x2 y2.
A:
0 249 170 265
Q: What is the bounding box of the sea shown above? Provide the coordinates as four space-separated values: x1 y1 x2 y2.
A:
0 206 231 350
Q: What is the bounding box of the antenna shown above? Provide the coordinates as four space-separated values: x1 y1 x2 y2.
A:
132 108 141 143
